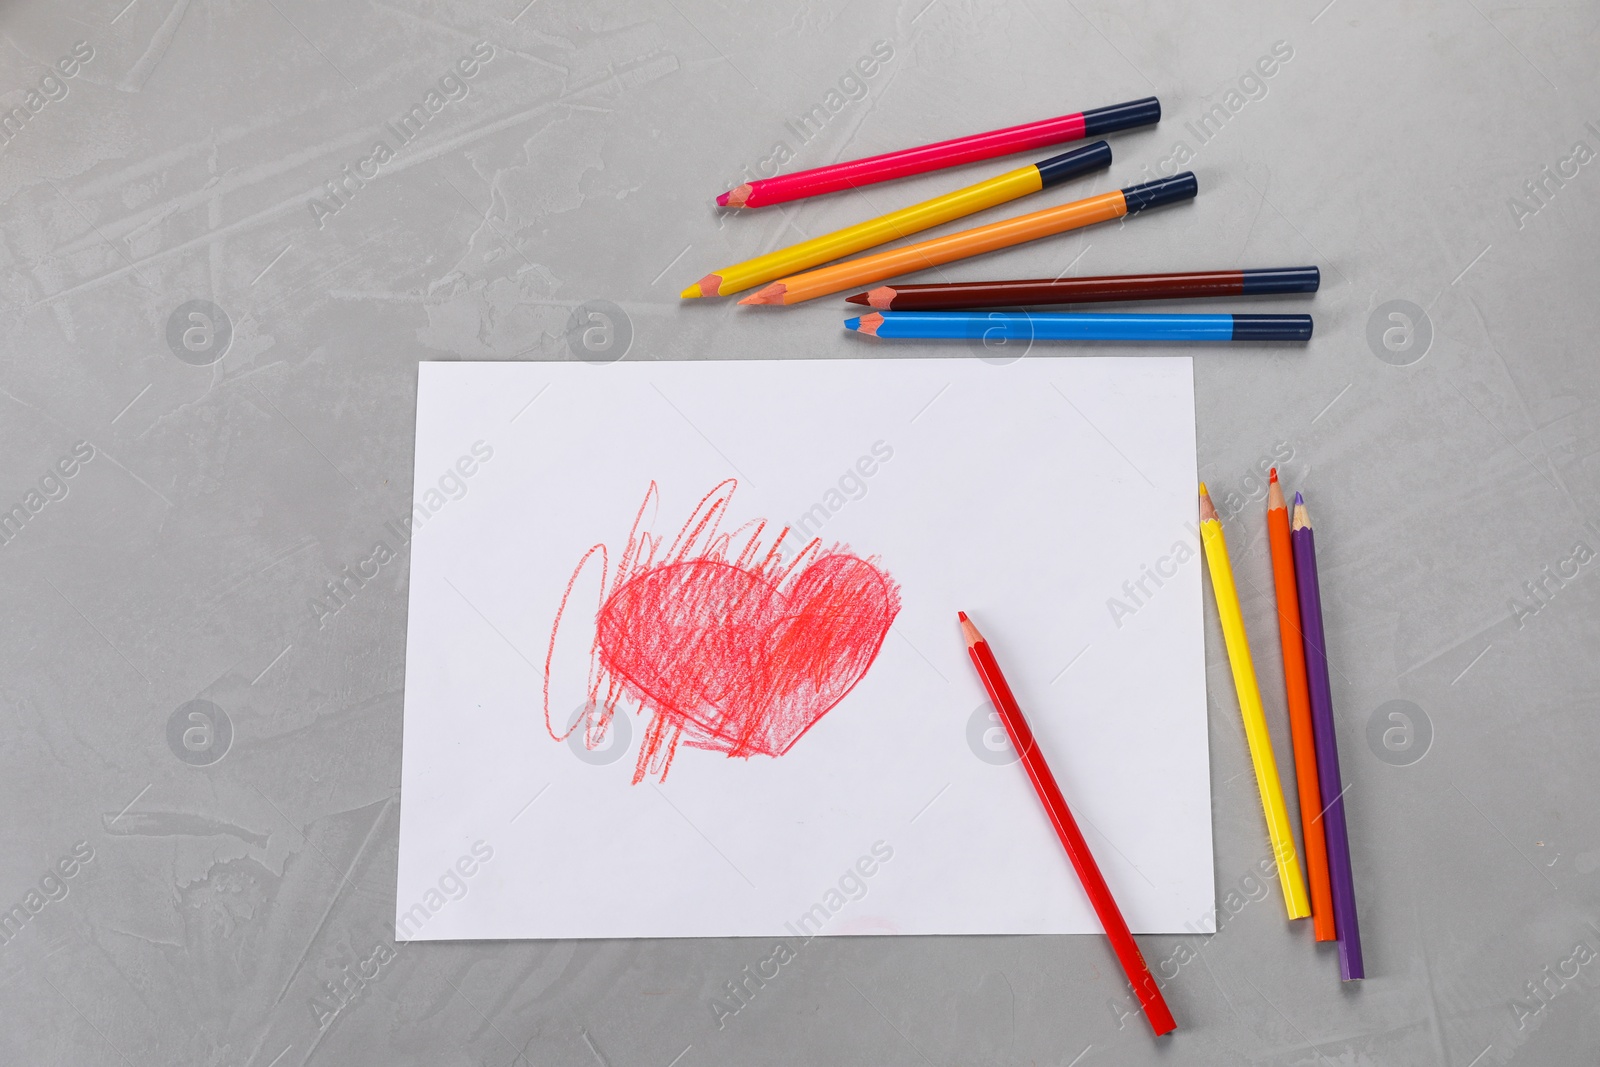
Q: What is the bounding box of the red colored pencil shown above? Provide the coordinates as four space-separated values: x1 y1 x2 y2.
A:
959 612 1176 1037
717 97 1160 209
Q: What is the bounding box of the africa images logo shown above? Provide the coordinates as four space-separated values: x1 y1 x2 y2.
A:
0 441 96 549
307 42 497 229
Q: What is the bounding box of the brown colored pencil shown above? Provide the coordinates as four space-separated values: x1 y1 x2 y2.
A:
845 266 1320 310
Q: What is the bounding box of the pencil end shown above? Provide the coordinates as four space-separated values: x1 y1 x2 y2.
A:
957 611 982 647
866 286 897 309
1266 470 1285 511
740 283 786 306
719 185 752 208
1197 484 1219 523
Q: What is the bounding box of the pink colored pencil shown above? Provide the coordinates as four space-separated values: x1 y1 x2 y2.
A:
716 97 1160 208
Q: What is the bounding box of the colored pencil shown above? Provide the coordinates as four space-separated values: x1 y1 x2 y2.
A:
845 311 1312 342
958 611 1176 1037
1197 484 1312 921
1267 470 1337 942
683 142 1112 298
717 97 1160 209
741 173 1197 306
1291 493 1364 980
846 266 1321 310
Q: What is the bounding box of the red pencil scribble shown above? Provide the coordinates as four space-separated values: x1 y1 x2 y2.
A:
544 480 900 784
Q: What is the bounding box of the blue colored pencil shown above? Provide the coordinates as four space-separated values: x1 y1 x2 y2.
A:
846 311 1312 342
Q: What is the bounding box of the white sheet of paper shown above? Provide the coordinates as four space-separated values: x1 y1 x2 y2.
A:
397 357 1213 940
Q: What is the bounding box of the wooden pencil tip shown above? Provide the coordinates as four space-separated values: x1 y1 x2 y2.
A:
740 283 786 306
958 612 983 646
695 273 723 298
851 312 883 336
1267 472 1285 511
720 184 752 208
1198 486 1219 523
680 283 703 299
866 286 897 309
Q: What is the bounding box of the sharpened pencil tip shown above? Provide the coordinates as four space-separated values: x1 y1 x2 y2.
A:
1267 470 1285 511
720 184 752 209
958 612 982 646
1291 491 1310 531
866 286 897 309
845 293 869 305
680 283 703 299
740 283 786 306
843 317 860 331
957 611 969 622
1198 485 1219 523
1269 467 1278 483
850 312 883 336
715 190 732 207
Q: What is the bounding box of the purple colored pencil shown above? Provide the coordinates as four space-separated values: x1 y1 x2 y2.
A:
1291 492 1363 981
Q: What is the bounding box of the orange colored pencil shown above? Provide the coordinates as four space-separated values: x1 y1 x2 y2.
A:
1267 468 1336 942
739 173 1196 306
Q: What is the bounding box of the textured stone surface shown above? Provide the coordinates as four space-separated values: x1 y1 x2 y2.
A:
1 0 1597 1064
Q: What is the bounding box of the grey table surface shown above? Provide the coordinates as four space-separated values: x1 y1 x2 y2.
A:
3 0 1598 1064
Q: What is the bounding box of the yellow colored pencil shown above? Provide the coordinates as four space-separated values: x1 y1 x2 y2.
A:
1198 483 1311 920
740 171 1196 306
682 142 1111 298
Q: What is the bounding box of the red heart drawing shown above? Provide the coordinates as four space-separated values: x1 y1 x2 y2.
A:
544 481 901 783
597 554 898 758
